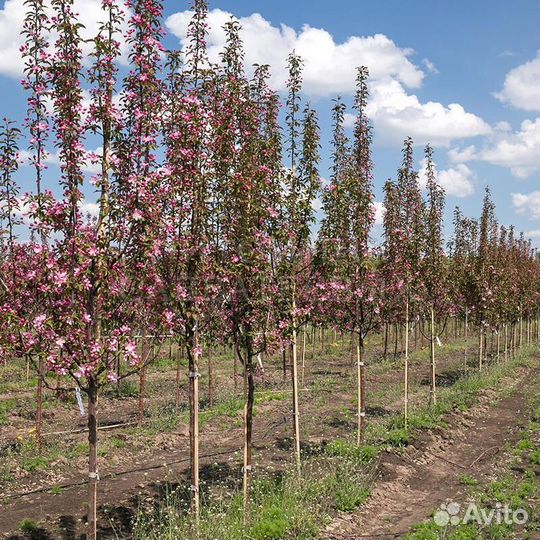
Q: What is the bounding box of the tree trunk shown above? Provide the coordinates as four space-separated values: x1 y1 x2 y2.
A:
138 364 146 424
404 300 409 428
36 356 43 452
291 321 301 474
356 337 366 444
393 322 398 361
234 342 238 391
504 323 508 360
478 326 483 370
300 328 306 388
188 331 200 528
87 377 98 540
207 346 214 408
464 310 469 372
175 343 182 409
282 348 287 382
429 306 436 406
115 352 121 397
383 323 388 360
242 352 255 525
311 326 316 364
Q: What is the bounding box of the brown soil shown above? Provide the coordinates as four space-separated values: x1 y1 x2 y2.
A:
324 367 538 539
0 339 533 539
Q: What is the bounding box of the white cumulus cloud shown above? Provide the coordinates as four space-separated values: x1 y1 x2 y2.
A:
525 229 540 239
418 158 475 198
448 145 477 163
366 79 491 147
372 200 386 226
462 117 540 178
512 191 540 221
166 9 490 148
0 0 130 78
448 117 540 178
165 8 425 96
494 53 540 111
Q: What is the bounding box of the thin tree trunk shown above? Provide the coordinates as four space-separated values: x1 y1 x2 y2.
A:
87 377 98 540
383 323 388 360
282 348 287 382
36 356 43 452
207 346 214 408
519 314 523 349
429 306 436 406
115 351 121 397
242 352 255 525
300 328 306 388
404 300 409 428
504 323 508 360
478 326 483 371
356 337 366 444
291 320 301 474
311 326 316 363
234 343 238 391
393 322 398 361
188 331 200 528
175 343 182 408
464 310 469 372
138 364 146 424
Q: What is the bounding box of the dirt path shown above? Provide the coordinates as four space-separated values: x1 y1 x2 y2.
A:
324 370 536 539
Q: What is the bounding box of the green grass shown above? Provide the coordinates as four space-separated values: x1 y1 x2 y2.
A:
459 474 478 486
133 454 373 540
0 398 17 425
19 519 38 533
324 440 378 463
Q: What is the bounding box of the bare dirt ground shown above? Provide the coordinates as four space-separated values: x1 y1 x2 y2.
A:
0 337 536 539
324 364 538 539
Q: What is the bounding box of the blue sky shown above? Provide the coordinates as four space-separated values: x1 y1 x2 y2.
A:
0 0 538 244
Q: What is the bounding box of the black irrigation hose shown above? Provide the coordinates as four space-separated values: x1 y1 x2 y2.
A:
2 446 242 502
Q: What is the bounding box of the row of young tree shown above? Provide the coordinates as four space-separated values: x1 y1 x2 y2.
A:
0 0 538 538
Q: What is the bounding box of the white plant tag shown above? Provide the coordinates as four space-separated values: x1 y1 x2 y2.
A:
75 386 85 416
257 353 264 372
436 336 442 347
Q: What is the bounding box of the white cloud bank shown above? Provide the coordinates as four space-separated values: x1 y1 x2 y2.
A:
494 53 540 112
166 8 490 148
418 158 475 198
166 8 424 96
0 0 129 78
366 80 491 147
448 117 540 178
512 191 540 221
